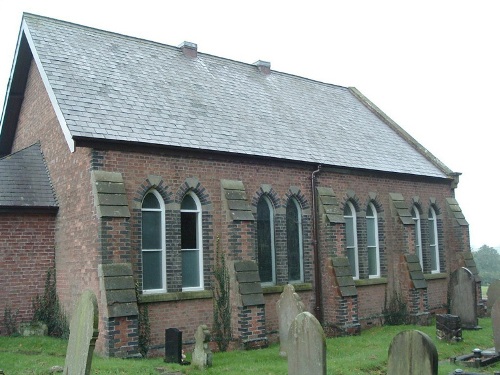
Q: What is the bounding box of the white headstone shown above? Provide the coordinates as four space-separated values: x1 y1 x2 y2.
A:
277 284 305 357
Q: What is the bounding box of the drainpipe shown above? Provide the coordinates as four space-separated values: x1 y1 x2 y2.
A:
311 164 323 323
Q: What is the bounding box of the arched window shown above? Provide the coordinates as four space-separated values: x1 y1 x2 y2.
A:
286 198 303 282
412 206 423 267
428 206 440 273
181 192 203 290
344 201 359 279
142 190 166 293
257 196 275 284
366 202 380 278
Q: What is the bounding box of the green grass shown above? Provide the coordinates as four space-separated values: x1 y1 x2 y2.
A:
0 318 498 374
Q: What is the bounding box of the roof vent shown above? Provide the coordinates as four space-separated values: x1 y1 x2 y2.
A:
253 60 271 75
178 41 197 58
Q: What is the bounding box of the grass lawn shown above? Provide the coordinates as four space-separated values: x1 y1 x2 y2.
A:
0 318 498 374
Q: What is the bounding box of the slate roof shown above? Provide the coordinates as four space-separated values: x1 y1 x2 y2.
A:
0 142 57 208
0 13 452 179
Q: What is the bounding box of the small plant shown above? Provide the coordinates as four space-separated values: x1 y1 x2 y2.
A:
383 290 409 325
213 234 232 351
3 306 19 336
135 282 151 358
32 268 69 338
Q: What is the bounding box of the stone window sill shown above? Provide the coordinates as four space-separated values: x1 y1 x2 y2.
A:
355 277 388 287
263 283 313 294
424 273 448 280
139 290 213 304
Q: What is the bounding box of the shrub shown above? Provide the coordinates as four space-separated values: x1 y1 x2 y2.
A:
383 290 409 325
3 306 19 336
213 234 232 351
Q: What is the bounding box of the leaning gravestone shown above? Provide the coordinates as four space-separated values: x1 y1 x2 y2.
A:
449 267 478 329
287 312 326 375
491 299 500 352
487 280 500 314
192 324 212 369
387 330 438 375
63 290 99 375
276 284 305 357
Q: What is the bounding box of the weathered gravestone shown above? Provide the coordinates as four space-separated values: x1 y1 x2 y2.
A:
287 312 326 375
449 267 479 329
276 284 305 357
387 330 438 375
487 280 500 314
165 328 183 364
491 299 500 352
436 314 462 342
63 290 99 375
192 324 212 369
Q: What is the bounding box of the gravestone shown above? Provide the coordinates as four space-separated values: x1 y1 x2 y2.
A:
449 267 478 329
387 330 438 375
165 328 183 364
436 314 462 342
491 299 500 352
287 312 326 375
487 280 500 314
63 290 99 375
276 284 305 357
192 324 213 369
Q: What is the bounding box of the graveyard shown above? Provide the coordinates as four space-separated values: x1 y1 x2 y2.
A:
0 317 499 374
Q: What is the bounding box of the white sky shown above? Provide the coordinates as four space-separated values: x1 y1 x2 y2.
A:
0 1 498 249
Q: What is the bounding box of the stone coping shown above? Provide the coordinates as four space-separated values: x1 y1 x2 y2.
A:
355 277 388 286
139 290 213 303
424 273 448 280
262 283 313 294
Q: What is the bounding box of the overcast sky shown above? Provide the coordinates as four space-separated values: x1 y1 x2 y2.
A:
0 1 498 250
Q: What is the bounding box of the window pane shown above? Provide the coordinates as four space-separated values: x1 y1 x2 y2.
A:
143 251 162 290
368 247 377 276
142 211 161 249
347 248 356 276
430 245 438 271
181 194 197 210
143 192 160 209
287 201 301 281
345 217 354 247
366 204 373 216
429 220 436 244
181 212 197 249
367 217 376 246
182 250 200 288
257 199 273 283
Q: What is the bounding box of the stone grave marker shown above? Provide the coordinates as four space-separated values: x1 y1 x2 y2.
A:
487 280 500 314
449 267 478 329
63 290 99 375
192 324 212 369
491 299 500 352
387 330 438 375
165 328 183 364
287 312 326 375
276 284 305 357
436 314 462 342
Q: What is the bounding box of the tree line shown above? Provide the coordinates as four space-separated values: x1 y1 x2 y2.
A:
473 245 500 285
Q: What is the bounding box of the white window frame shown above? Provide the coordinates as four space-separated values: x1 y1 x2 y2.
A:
412 206 423 268
428 206 440 273
181 191 204 291
141 190 166 294
287 197 304 283
258 195 276 286
366 202 380 278
344 201 359 280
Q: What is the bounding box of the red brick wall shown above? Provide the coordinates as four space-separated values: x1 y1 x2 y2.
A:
11 61 100 339
427 278 448 313
0 212 55 334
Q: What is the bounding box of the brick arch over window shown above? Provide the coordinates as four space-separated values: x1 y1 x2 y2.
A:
175 177 212 207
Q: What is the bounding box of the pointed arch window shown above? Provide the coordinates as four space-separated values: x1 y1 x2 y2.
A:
141 190 166 293
257 196 276 284
286 198 304 282
428 206 440 273
181 192 203 290
366 202 380 278
412 206 423 267
344 201 359 279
